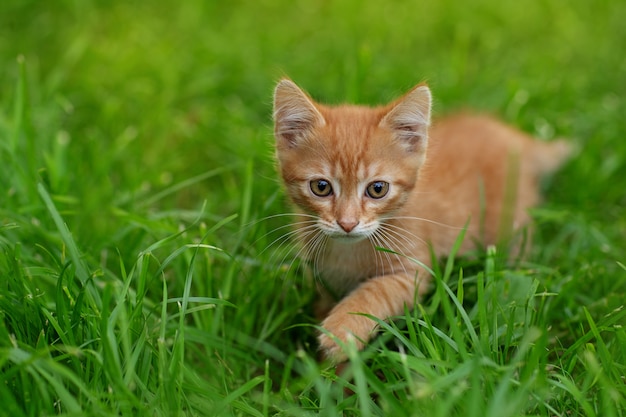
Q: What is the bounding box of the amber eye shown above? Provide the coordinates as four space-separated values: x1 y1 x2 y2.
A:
310 179 333 197
366 181 389 199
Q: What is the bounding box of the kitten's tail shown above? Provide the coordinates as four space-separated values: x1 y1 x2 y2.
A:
529 139 574 175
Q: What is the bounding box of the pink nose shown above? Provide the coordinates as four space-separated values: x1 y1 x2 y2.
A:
337 220 359 233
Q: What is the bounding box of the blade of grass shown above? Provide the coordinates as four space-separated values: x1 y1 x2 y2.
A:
37 183 102 308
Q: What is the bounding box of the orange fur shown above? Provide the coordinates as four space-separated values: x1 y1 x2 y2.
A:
273 79 570 362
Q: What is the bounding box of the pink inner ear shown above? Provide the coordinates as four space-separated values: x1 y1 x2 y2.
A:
273 79 326 148
378 85 431 153
387 123 428 153
276 119 308 147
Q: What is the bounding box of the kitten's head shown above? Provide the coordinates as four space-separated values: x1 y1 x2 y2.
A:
273 79 432 243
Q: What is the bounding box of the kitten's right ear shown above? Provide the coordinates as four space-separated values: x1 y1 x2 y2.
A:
273 79 325 147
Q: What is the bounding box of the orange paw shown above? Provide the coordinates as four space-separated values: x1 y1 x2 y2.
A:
318 312 375 363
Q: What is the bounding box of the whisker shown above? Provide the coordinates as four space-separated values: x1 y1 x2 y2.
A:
383 215 464 230
376 227 409 254
370 232 397 276
265 225 319 270
377 225 415 251
291 228 327 278
245 212 320 228
240 212 318 245
378 228 424 279
367 235 381 277
369 234 385 275
309 233 329 278
252 220 318 250
379 222 429 249
274 231 319 277
372 228 413 278
262 223 317 255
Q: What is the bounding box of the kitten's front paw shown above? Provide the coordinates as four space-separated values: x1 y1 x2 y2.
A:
318 312 374 363
318 332 350 363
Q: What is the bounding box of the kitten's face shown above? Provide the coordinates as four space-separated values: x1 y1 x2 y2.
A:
277 110 422 243
273 80 432 244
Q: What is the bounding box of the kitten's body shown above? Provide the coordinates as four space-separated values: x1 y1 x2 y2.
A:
273 80 570 362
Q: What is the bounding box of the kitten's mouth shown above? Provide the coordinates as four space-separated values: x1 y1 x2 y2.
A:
320 222 376 243
328 232 368 243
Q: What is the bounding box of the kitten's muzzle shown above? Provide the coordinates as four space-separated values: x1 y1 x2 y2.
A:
337 219 359 233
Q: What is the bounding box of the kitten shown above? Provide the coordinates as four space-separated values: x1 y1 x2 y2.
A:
272 79 570 363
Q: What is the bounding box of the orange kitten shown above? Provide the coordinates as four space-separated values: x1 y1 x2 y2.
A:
272 79 570 362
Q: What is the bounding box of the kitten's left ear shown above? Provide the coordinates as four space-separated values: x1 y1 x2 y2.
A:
379 84 432 152
273 79 326 148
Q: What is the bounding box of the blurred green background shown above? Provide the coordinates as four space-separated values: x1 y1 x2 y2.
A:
3 1 624 242
1 0 625 415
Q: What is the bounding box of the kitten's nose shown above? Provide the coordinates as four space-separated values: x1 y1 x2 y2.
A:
337 219 359 233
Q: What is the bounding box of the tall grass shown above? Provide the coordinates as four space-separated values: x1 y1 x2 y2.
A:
1 0 625 415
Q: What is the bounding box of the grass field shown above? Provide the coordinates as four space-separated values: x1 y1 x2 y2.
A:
1 0 625 415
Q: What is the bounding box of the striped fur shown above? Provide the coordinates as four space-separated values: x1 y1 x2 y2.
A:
273 79 571 363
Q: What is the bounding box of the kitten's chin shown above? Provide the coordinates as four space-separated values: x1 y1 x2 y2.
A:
328 233 369 244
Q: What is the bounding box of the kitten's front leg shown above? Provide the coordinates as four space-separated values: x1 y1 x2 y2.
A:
318 272 428 363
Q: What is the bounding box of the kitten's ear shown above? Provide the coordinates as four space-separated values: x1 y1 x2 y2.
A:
273 79 326 147
379 85 432 152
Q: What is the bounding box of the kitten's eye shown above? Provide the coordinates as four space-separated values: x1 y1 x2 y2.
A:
310 179 333 197
366 181 389 199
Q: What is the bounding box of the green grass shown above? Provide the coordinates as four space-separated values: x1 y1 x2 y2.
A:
1 0 625 415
